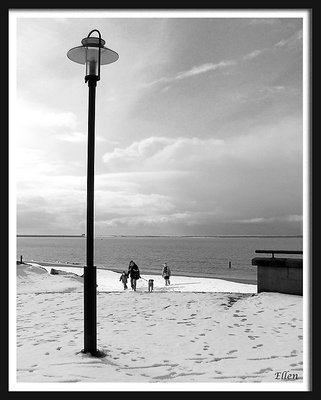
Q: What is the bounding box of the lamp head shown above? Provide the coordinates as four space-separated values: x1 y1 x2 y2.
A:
67 30 119 82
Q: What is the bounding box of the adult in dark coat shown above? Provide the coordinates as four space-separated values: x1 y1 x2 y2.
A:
128 260 140 291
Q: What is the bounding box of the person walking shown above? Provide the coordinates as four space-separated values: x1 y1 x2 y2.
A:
119 271 128 290
162 262 171 286
128 260 140 291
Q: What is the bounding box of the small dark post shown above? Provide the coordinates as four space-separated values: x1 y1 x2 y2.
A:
228 261 231 269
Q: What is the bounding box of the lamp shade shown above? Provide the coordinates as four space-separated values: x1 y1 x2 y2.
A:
67 35 119 79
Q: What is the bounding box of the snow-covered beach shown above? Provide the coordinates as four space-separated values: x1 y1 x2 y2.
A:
14 262 304 390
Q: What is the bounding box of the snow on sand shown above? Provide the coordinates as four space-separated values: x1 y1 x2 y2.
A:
15 263 303 389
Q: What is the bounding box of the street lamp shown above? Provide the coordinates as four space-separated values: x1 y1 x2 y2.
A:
67 30 118 355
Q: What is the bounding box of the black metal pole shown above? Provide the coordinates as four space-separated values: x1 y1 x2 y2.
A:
84 77 97 354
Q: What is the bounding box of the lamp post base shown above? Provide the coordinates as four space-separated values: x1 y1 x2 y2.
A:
83 266 97 354
80 348 107 358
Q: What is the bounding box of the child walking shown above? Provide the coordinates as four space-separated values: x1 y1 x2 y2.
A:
162 263 171 286
119 271 128 290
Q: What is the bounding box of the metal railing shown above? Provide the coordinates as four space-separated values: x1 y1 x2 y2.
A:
255 250 303 259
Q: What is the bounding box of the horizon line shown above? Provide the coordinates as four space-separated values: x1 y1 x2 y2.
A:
17 234 303 238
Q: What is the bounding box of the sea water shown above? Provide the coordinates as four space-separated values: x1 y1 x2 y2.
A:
16 236 303 283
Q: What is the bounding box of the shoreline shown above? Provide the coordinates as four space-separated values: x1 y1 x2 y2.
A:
18 260 257 285
109 266 257 285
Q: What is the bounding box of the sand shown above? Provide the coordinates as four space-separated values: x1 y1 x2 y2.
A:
13 263 305 391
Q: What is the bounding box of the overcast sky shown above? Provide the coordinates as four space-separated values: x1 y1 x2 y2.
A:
11 10 307 236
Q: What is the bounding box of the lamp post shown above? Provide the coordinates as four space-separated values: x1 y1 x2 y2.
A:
67 30 118 355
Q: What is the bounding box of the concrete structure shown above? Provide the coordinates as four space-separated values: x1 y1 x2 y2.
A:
252 253 303 296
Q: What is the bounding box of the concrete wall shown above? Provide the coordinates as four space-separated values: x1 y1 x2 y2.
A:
251 257 303 295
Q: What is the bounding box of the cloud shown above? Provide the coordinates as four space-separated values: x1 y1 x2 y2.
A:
175 60 237 80
248 19 281 25
253 85 286 101
56 131 87 143
16 110 303 234
237 215 303 224
15 148 61 178
15 99 81 146
99 115 302 229
102 136 225 173
16 124 303 235
16 150 87 234
144 46 267 91
96 190 174 213
98 212 199 228
102 119 301 174
145 60 236 88
18 104 77 130
56 131 107 143
144 26 302 93
103 136 174 163
274 29 303 49
243 49 264 60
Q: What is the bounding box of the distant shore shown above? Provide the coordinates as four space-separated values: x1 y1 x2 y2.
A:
17 234 85 238
17 234 302 238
